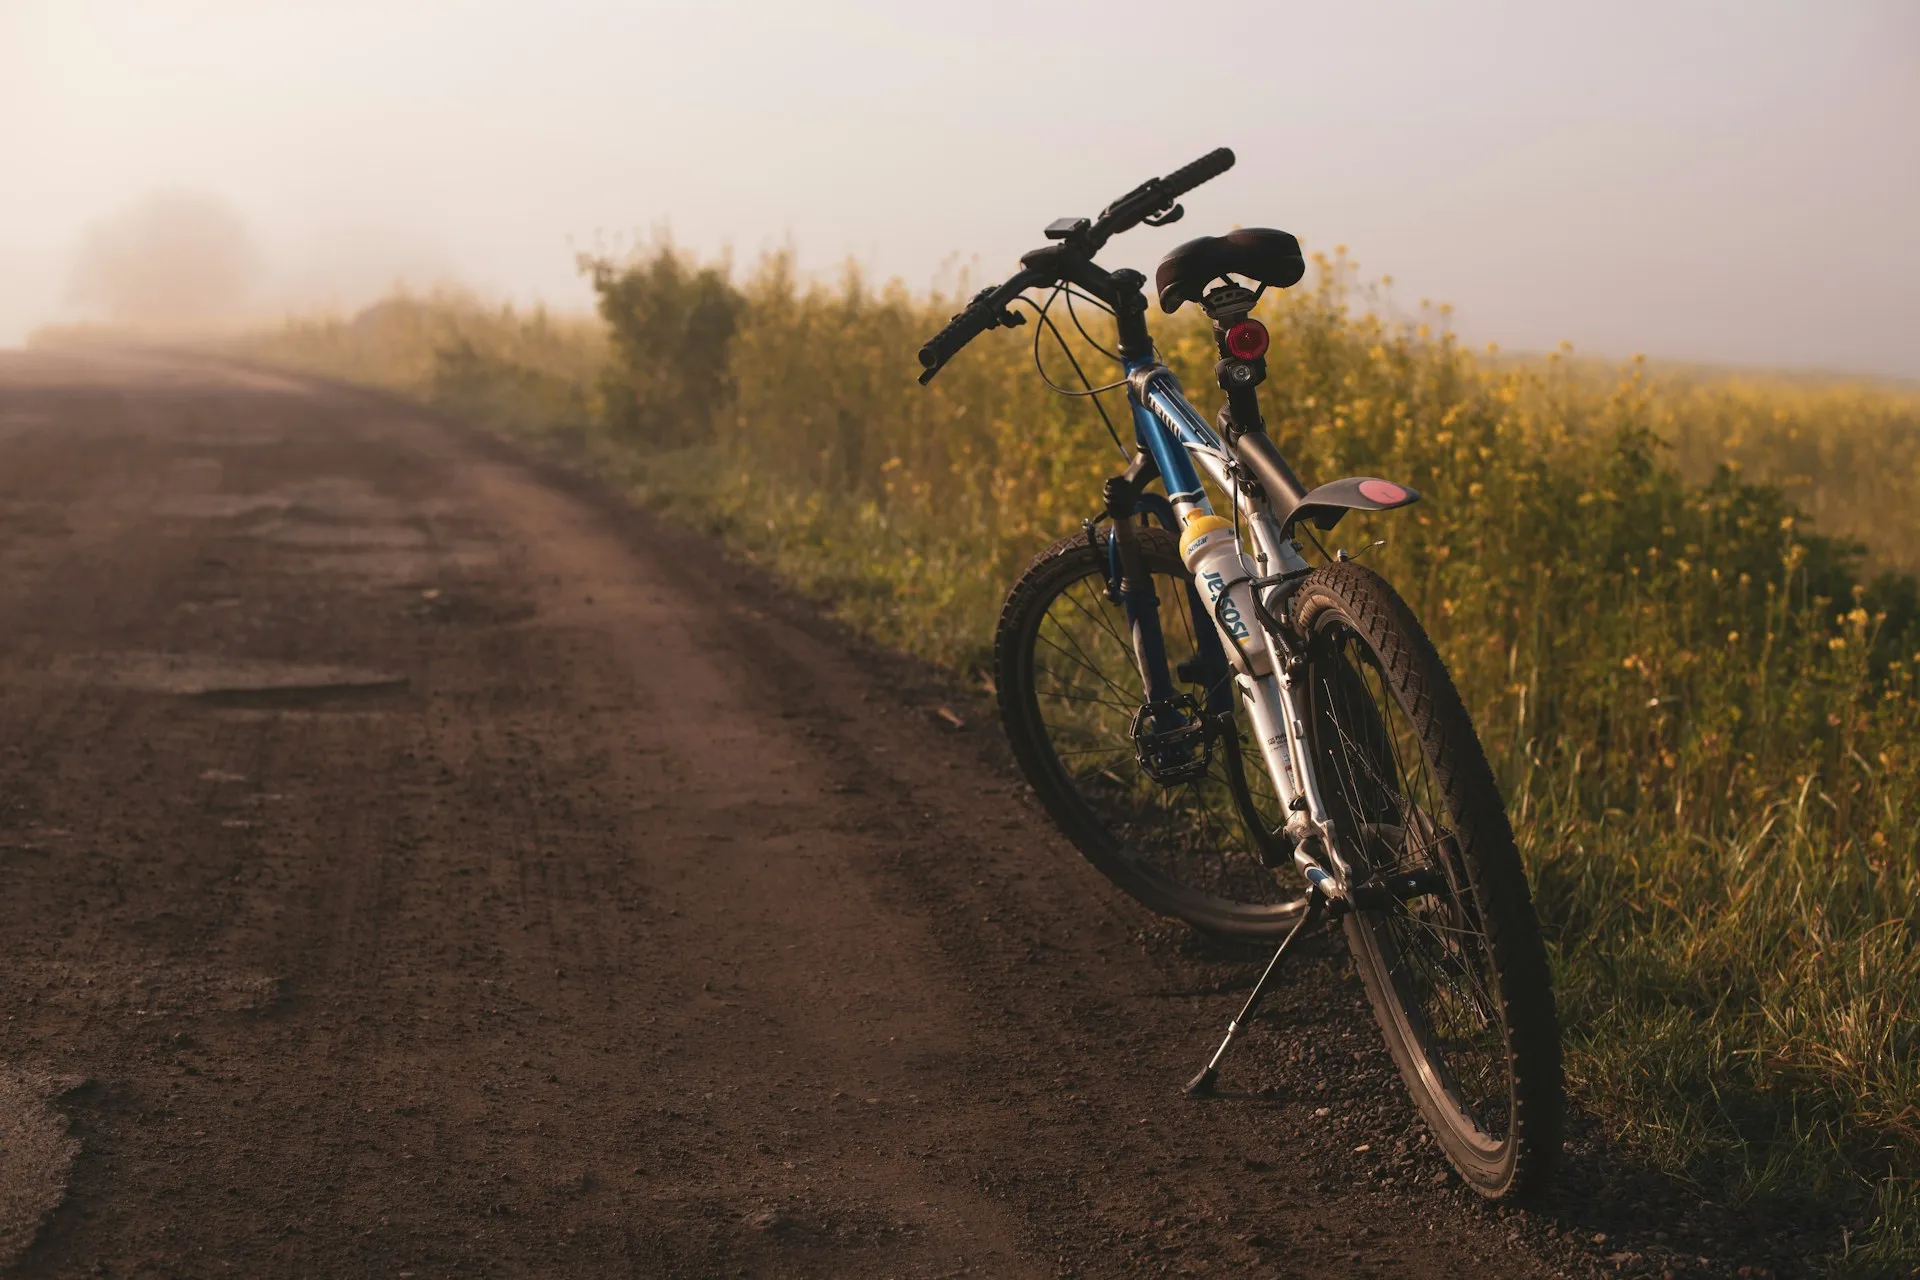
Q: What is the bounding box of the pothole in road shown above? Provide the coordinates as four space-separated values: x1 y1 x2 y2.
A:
266 476 406 522
59 652 410 708
153 493 292 520
298 547 500 584
256 519 431 550
192 678 409 710
170 430 289 449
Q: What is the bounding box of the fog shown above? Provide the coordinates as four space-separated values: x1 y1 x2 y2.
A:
63 191 260 326
4 0 1916 375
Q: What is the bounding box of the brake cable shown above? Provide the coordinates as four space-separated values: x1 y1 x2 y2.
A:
1029 288 1127 398
1012 290 1129 459
1062 285 1122 363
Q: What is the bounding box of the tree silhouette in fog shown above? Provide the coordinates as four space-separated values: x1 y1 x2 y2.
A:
69 191 261 327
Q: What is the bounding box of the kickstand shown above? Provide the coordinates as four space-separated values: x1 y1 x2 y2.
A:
1185 890 1327 1097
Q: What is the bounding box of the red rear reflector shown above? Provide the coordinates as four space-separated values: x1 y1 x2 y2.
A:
1358 479 1408 505
1225 319 1269 360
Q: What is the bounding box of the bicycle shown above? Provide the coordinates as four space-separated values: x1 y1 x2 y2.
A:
916 148 1562 1200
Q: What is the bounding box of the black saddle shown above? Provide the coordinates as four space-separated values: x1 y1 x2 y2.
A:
1154 228 1305 313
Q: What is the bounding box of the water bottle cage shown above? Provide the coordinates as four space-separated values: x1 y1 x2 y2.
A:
1263 569 1317 663
1203 570 1257 669
1207 564 1314 673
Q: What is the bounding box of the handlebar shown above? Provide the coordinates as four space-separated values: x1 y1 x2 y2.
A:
916 148 1235 384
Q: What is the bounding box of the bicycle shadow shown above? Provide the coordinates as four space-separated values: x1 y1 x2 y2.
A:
1527 1107 1860 1279
1145 919 1863 1278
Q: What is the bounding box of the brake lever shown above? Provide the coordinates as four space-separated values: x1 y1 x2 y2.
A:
1143 203 1184 227
959 291 1027 330
1099 177 1160 221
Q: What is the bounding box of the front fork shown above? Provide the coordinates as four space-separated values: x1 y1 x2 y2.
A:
1104 468 1179 711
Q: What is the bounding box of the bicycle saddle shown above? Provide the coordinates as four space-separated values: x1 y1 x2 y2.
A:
1154 228 1305 313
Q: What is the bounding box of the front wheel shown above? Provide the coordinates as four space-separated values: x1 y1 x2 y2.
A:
995 526 1306 940
1294 563 1563 1199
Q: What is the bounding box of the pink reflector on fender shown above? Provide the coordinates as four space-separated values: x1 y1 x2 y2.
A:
1357 479 1407 505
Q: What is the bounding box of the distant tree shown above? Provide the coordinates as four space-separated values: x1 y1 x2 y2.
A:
581 247 743 446
68 190 262 326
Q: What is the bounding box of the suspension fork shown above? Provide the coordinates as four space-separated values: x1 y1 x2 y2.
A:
1103 453 1182 714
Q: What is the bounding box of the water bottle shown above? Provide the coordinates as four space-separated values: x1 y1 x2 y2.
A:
1178 514 1272 678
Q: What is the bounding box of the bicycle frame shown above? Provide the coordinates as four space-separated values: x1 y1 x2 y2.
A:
1115 356 1357 890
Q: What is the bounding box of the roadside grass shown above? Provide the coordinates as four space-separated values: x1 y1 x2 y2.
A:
196 250 1920 1269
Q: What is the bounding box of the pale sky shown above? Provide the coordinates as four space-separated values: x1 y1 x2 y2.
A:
3 1 1916 376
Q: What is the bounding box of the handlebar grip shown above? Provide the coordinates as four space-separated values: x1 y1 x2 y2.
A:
1160 147 1235 200
917 300 993 383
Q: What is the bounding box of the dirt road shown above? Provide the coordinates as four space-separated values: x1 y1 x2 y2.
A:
0 350 1700 1276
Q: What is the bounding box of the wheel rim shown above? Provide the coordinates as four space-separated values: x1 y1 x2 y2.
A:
1309 619 1515 1158
1025 558 1303 917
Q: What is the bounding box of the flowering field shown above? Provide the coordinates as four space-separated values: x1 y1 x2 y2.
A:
226 250 1920 1266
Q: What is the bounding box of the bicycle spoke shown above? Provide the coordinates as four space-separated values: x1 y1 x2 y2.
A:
1035 623 1135 706
1059 577 1135 655
1053 743 1134 760
1032 683 1138 714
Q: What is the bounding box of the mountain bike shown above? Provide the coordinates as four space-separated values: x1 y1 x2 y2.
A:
917 148 1562 1200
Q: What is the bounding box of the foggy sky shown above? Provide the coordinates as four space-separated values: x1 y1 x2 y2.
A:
3 0 1916 377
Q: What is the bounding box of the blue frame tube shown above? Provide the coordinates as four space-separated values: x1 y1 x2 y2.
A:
1125 359 1221 514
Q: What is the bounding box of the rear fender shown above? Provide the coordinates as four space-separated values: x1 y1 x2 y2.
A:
1278 476 1421 534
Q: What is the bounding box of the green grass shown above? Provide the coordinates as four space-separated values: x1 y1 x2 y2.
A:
209 249 1920 1269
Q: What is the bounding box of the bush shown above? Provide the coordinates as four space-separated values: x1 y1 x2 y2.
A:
586 249 743 447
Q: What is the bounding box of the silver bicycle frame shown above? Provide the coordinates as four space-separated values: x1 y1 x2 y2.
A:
1125 362 1355 889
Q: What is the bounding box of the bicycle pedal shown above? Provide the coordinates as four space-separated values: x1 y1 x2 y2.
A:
1129 696 1215 785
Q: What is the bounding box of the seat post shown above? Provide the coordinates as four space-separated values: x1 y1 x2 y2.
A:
1201 284 1268 437
1200 283 1311 511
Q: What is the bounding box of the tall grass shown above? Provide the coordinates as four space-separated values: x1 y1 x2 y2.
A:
226 251 1920 1267
231 289 606 437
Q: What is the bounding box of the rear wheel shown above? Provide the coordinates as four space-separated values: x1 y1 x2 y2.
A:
995 526 1305 941
1294 563 1562 1199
